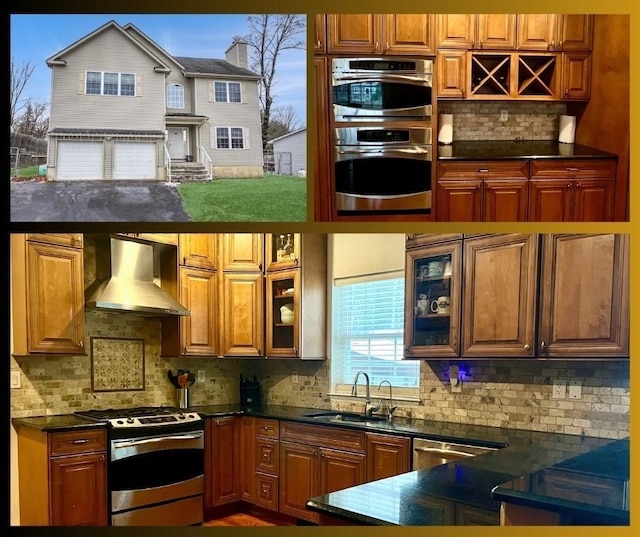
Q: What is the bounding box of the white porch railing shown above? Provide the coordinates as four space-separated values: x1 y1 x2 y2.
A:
163 144 172 182
199 146 212 179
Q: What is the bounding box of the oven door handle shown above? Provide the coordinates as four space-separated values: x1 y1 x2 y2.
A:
334 74 431 85
336 148 432 161
113 434 202 449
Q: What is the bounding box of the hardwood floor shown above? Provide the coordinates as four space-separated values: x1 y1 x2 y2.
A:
204 510 295 526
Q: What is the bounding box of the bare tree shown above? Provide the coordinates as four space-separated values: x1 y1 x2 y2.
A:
266 104 301 141
14 99 49 138
10 59 36 128
238 15 305 150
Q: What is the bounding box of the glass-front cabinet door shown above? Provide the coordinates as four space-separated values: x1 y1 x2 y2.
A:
404 240 462 358
265 234 301 272
266 269 300 357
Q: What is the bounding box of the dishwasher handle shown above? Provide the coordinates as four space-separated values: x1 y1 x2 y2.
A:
413 446 477 458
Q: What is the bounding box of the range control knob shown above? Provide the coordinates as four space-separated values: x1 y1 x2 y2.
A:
116 420 124 425
126 417 134 424
179 414 186 419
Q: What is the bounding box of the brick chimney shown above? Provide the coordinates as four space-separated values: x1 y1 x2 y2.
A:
225 39 248 69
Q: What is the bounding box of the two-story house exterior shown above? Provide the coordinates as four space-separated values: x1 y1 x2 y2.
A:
45 20 264 181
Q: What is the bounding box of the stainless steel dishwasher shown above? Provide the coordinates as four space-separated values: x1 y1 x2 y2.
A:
412 438 500 470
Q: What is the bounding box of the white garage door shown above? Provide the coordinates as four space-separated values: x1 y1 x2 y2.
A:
57 141 104 180
113 142 157 179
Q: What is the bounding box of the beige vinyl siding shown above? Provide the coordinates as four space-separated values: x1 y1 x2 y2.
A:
196 77 263 167
49 26 165 130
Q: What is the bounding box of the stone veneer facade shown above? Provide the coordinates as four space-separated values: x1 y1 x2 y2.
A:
442 101 567 141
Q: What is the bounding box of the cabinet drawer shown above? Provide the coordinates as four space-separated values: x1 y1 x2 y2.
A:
530 159 617 178
256 438 279 474
26 233 83 248
255 472 279 511
255 418 279 439
49 428 107 456
439 160 529 179
280 421 365 452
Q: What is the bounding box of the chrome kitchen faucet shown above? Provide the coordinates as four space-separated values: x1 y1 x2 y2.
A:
351 371 380 417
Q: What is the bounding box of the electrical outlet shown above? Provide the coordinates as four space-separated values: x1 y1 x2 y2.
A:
568 380 582 399
291 371 299 384
11 371 21 389
552 379 566 399
197 370 206 383
500 110 508 121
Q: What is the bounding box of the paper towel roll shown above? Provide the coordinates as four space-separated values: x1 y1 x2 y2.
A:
438 113 453 145
558 115 576 144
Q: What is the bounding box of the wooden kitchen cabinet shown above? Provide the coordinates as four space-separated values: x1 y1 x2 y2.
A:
314 14 326 53
319 448 366 494
265 233 300 272
529 159 616 221
517 14 558 50
437 14 516 50
560 52 591 99
314 56 332 222
239 416 256 503
26 233 83 248
537 234 629 358
365 433 411 481
437 161 529 221
404 239 462 358
455 504 500 525
118 232 178 245
219 272 264 357
178 233 217 270
462 234 538 357
406 234 463 249
557 15 593 51
254 418 280 511
279 441 320 522
16 426 107 526
11 234 85 356
327 14 436 55
220 233 264 272
437 50 467 99
205 416 241 508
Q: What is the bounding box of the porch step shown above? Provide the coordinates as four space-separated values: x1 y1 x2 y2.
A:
169 162 211 183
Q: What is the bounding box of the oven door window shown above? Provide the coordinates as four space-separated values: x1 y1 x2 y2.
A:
333 81 432 111
336 155 431 195
110 448 203 491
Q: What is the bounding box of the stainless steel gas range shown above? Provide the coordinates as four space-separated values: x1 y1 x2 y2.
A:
75 407 204 526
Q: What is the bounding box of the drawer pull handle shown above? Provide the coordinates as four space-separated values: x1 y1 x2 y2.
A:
263 453 268 459
72 439 90 444
477 168 489 173
566 167 579 171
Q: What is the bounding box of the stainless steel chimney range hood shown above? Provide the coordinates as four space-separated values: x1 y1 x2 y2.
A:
85 237 190 317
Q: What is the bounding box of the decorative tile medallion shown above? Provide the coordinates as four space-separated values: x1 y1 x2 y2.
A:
91 337 145 392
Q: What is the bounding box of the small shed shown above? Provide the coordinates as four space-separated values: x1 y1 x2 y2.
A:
269 128 306 176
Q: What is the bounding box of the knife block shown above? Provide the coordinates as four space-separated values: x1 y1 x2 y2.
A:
240 384 261 409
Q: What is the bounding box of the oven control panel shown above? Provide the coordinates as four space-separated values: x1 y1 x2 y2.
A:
108 413 201 428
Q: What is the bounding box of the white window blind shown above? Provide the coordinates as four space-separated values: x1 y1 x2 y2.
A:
331 273 419 393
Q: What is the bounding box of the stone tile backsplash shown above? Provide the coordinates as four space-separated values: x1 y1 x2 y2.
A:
11 314 629 439
441 101 567 141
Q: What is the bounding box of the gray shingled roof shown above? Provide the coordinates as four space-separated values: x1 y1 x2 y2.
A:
174 57 260 78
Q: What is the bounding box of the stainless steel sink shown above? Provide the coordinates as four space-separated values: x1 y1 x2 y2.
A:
302 411 387 423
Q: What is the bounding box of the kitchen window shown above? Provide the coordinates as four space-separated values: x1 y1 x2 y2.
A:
331 273 420 398
166 83 184 108
86 71 136 96
214 81 242 103
214 127 246 149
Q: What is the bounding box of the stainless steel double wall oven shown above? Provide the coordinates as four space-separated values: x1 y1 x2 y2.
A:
332 57 434 215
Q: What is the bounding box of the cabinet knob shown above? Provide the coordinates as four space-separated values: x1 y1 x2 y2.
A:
316 40 321 48
263 453 268 459
184 345 188 354
99 455 104 461
540 341 547 352
183 256 186 265
479 40 483 49
576 182 582 188
384 42 390 51
79 340 84 348
375 41 379 52
559 40 563 49
471 39 475 49
462 88 466 98
259 263 263 271
293 347 297 356
568 183 573 188
524 344 530 350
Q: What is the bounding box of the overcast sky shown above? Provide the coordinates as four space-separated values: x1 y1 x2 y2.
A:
10 14 307 125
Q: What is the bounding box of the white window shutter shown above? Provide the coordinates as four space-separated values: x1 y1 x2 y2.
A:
241 83 246 103
210 126 216 149
244 128 250 149
136 75 143 96
78 72 85 94
208 82 214 102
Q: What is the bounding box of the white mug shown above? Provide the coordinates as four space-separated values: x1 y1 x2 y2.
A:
430 296 450 315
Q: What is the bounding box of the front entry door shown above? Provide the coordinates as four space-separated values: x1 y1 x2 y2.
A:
168 128 186 160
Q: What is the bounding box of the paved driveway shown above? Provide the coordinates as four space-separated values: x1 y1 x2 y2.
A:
10 180 191 222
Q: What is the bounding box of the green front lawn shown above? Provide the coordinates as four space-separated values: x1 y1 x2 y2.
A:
178 175 307 222
11 166 39 177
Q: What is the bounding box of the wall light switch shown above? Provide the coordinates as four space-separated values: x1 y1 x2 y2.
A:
552 379 566 399
292 371 299 384
500 110 508 121
11 371 21 389
197 370 206 383
449 365 461 393
568 380 582 399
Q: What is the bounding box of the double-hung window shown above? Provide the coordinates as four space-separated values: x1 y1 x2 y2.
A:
330 234 420 401
86 71 136 96
166 84 185 109
215 127 245 149
214 81 242 103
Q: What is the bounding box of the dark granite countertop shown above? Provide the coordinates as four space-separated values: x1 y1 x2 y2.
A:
12 404 625 526
437 140 618 161
491 438 629 525
11 414 107 432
